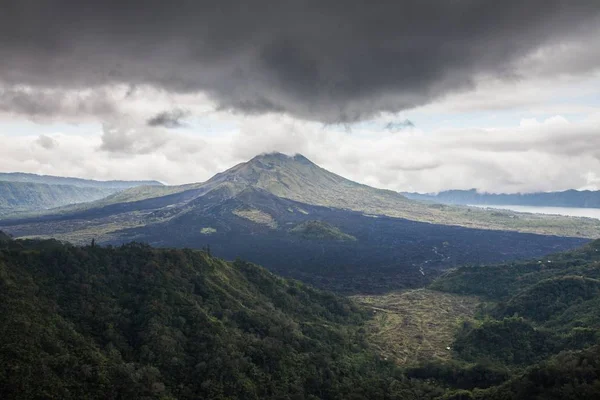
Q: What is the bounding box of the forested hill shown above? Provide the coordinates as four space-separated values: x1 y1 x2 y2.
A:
404 188 600 208
0 232 440 400
2 232 600 399
416 239 600 399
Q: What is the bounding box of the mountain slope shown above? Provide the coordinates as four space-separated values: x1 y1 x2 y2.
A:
431 240 600 361
404 188 600 208
0 187 587 294
20 153 600 237
206 153 411 210
0 234 440 400
3 235 600 399
209 153 600 237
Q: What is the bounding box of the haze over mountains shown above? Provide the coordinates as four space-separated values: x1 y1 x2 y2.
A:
404 189 600 209
0 153 592 293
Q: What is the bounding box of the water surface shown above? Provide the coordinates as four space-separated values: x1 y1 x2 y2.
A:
469 204 600 220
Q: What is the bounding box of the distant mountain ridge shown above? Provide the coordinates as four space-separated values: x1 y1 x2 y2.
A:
0 181 115 214
0 172 163 189
403 188 600 208
0 172 164 216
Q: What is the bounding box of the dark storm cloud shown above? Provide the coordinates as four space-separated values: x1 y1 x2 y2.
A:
147 109 190 128
1 0 599 122
0 86 115 118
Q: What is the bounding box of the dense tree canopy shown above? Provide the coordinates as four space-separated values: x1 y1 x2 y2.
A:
0 234 443 399
2 233 600 399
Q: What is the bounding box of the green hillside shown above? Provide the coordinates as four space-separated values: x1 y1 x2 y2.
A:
0 233 441 400
2 232 600 399
401 239 600 398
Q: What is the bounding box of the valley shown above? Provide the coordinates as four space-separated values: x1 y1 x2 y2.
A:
354 289 481 365
2 232 600 399
0 153 593 294
1 154 599 398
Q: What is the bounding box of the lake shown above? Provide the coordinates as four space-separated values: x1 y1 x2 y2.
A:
469 204 600 220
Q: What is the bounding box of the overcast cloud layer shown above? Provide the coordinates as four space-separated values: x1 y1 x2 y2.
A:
1 1 600 194
1 0 600 122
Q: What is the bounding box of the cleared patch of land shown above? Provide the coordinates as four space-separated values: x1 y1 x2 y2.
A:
290 220 356 241
353 289 480 365
232 208 278 228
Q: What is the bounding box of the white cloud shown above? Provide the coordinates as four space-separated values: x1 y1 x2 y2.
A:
2 112 600 194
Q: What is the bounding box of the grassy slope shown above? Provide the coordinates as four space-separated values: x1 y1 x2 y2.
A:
353 289 480 365
345 240 600 399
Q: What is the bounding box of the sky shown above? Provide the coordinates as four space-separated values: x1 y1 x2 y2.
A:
1 1 600 193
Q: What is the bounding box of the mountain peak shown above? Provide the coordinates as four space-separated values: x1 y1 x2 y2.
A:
249 152 314 166
209 152 322 186
203 151 356 203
